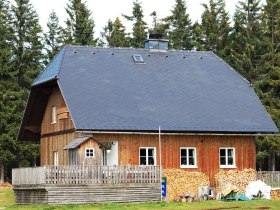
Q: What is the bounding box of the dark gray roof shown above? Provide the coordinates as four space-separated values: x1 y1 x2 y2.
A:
32 46 278 133
63 136 91 149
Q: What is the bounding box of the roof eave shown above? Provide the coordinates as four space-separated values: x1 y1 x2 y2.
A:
75 129 279 136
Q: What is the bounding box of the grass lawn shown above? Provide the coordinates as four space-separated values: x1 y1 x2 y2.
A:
1 189 280 210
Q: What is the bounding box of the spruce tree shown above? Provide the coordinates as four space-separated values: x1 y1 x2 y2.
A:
11 0 44 89
44 11 64 62
10 0 43 169
163 0 193 50
191 22 206 51
64 0 96 45
101 17 128 47
0 0 17 183
200 0 231 57
255 0 280 171
123 0 147 48
230 0 263 83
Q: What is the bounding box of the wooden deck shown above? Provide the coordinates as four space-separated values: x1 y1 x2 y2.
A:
12 165 162 204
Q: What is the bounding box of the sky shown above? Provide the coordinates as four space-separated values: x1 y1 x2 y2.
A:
27 0 266 36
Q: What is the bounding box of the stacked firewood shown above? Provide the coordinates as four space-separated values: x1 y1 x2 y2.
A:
0 182 12 189
163 169 209 201
271 189 280 200
214 169 256 193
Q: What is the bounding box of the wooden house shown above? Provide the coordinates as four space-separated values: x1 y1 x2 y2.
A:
14 36 278 204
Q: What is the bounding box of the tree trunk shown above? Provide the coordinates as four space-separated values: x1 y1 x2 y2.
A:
0 163 4 183
272 152 276 171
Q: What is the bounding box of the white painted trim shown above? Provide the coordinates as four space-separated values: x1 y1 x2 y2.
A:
180 147 197 168
85 148 94 158
219 147 236 168
139 147 157 166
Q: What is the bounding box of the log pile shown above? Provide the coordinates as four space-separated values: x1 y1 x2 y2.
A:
0 182 12 189
214 169 256 194
162 169 209 201
271 189 280 200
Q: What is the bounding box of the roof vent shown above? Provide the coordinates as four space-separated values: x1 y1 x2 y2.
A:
144 33 168 51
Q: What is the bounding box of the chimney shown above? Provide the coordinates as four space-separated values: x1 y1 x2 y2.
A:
144 33 168 51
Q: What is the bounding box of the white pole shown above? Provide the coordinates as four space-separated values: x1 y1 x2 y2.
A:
159 126 162 201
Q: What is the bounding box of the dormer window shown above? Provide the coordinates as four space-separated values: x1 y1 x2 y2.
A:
132 55 145 64
51 106 57 124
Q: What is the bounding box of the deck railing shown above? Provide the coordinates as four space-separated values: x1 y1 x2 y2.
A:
257 171 280 188
12 165 161 185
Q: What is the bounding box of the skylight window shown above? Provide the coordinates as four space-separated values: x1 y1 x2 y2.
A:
132 55 145 64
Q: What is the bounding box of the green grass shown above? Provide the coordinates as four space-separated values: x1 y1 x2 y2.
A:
0 188 14 208
1 189 280 210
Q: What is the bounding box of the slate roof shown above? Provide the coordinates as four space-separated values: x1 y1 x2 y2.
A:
63 136 91 149
32 47 65 86
31 45 278 133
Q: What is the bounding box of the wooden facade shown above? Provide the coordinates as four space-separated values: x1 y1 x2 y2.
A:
39 87 256 186
89 133 255 185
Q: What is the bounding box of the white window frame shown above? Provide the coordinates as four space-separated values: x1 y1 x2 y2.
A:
51 106 57 124
139 147 156 166
180 147 197 168
219 147 236 168
85 148 94 158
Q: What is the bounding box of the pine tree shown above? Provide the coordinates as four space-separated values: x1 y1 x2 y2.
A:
163 0 193 50
191 22 206 51
200 0 231 57
0 0 17 183
101 17 128 47
230 0 263 83
10 0 43 171
255 0 280 171
64 0 96 45
11 0 44 89
123 0 147 48
44 11 64 62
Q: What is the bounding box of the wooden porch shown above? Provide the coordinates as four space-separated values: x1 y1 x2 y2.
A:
12 165 162 204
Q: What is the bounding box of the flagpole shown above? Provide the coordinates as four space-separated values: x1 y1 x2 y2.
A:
159 126 162 201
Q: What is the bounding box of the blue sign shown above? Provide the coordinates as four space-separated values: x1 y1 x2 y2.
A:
162 177 167 197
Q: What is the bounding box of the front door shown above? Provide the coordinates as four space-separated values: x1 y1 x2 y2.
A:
103 141 118 166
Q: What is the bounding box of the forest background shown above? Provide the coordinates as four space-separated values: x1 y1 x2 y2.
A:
0 0 279 182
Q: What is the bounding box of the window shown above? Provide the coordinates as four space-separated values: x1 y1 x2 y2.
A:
139 147 156 165
180 147 197 168
132 55 145 63
220 147 236 168
85 148 94 157
51 106 57 124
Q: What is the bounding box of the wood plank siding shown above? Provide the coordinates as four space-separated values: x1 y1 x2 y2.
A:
13 184 161 204
41 87 74 135
40 87 75 166
91 133 256 185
